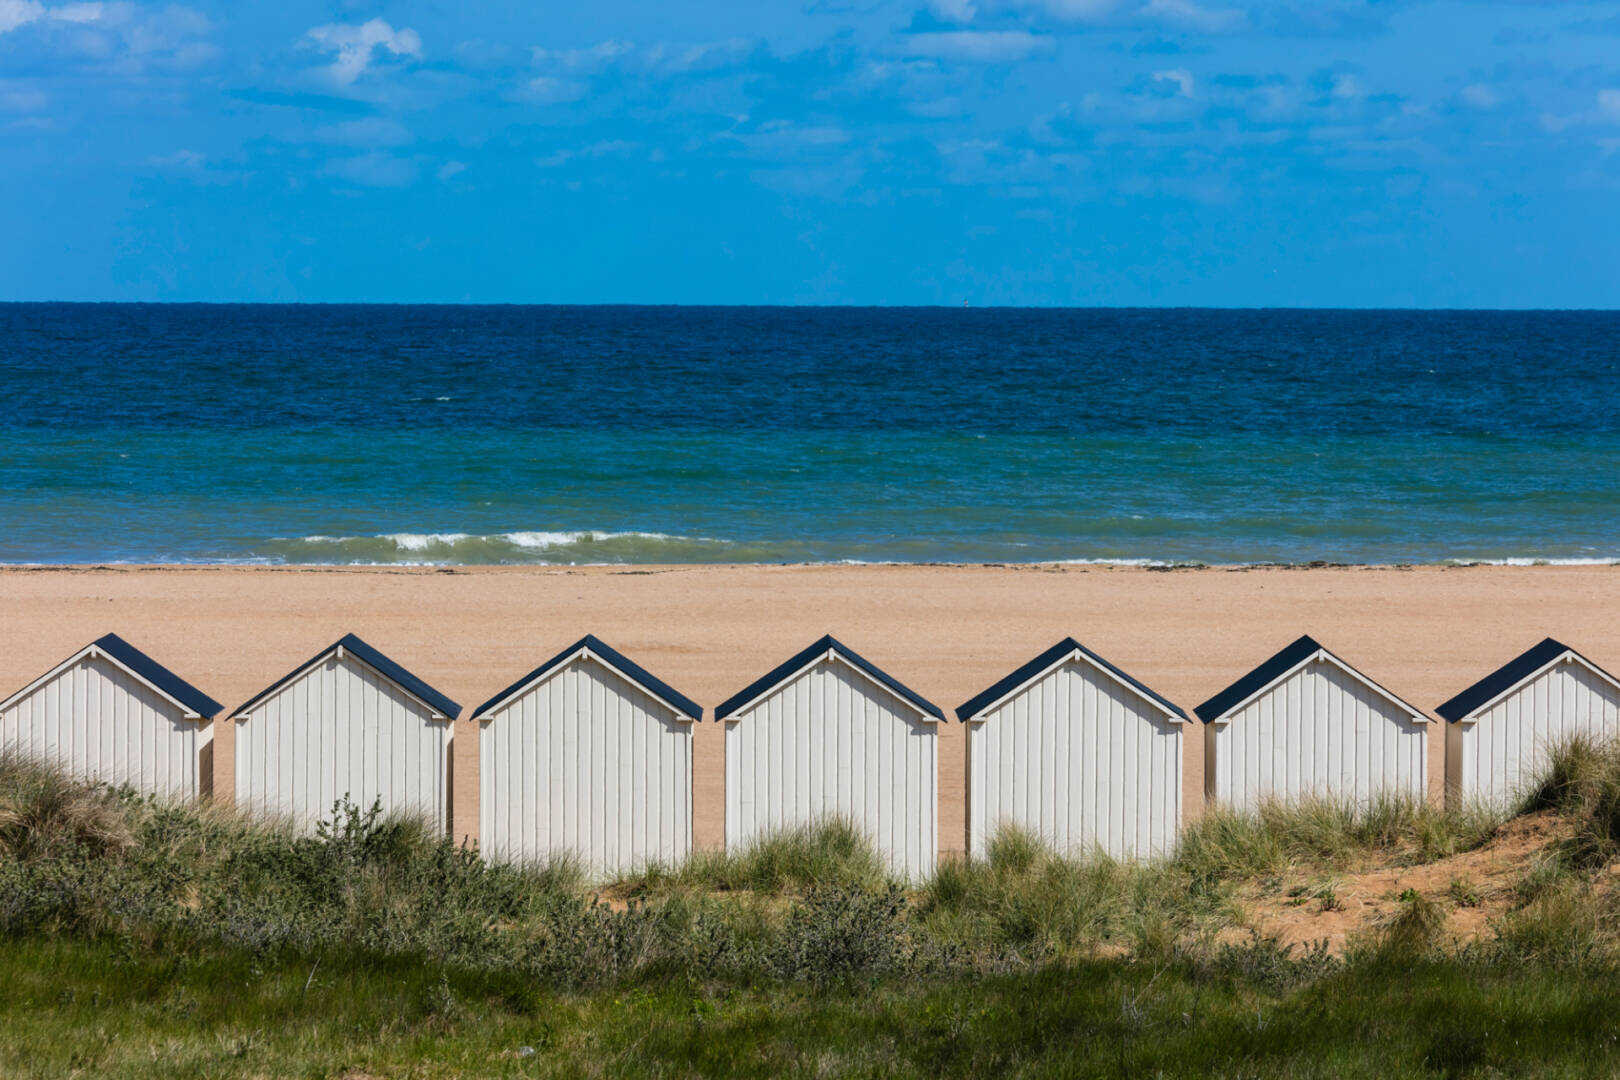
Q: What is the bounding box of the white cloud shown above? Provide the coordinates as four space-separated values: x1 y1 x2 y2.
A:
928 0 977 20
522 75 587 104
0 3 215 73
900 30 1054 62
530 39 633 74
0 82 47 111
324 151 417 187
1153 68 1194 97
436 160 466 181
530 38 751 78
312 117 413 147
304 18 422 86
148 148 204 168
1459 83 1498 109
1140 0 1243 32
1330 74 1361 100
0 0 99 35
1025 0 1120 19
1600 89 1620 120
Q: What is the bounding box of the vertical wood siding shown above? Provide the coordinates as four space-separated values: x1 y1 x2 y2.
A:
0 654 200 798
1456 661 1620 807
478 655 692 874
1211 658 1426 813
234 653 450 831
725 658 937 879
967 658 1182 859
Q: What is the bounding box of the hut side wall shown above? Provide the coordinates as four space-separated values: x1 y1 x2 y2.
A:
1210 658 1427 813
966 658 1182 859
724 658 937 879
1453 661 1620 807
478 655 692 874
0 653 202 798
234 653 451 832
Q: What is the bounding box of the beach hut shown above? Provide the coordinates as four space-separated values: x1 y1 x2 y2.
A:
229 634 459 832
717 635 943 879
1195 635 1428 813
1437 638 1620 807
471 635 700 874
0 633 221 798
957 639 1186 860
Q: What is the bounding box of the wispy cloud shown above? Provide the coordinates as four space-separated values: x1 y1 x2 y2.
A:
1153 68 1194 97
1140 0 1243 33
0 0 101 36
323 150 417 187
899 29 1054 62
304 18 422 86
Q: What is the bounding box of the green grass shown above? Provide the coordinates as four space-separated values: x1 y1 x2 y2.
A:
6 935 1620 1077
7 746 1620 1075
1171 792 1506 883
607 818 891 897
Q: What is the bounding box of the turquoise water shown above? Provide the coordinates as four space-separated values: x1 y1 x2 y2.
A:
2 304 1617 565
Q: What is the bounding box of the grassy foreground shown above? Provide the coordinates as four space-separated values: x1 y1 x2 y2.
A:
5 742 1620 1076
6 936 1620 1078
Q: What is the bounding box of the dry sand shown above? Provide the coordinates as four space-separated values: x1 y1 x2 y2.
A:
2 562 1618 853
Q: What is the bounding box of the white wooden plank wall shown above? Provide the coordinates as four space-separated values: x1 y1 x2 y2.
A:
725 658 937 879
234 653 450 831
1211 659 1426 812
0 654 200 798
1454 661 1620 806
967 658 1181 859
478 656 692 875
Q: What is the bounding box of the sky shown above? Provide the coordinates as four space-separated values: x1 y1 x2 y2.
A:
1 0 1618 306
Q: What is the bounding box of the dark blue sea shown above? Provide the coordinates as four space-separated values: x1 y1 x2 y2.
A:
2 303 1617 566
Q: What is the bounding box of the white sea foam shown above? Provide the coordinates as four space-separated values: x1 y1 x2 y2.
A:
261 529 739 565
1442 556 1620 567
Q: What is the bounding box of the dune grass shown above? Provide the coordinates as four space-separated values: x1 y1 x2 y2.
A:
9 746 1620 1074
1171 791 1507 883
607 818 892 898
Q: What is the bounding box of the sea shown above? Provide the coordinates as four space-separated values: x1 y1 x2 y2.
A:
2 303 1617 567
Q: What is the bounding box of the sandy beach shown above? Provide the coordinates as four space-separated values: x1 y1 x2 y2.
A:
3 561 1618 852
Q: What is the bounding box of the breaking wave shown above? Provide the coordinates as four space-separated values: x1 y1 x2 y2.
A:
255 530 824 565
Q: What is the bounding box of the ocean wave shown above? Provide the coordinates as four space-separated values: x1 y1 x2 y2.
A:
1441 556 1620 567
227 532 1620 568
256 530 795 565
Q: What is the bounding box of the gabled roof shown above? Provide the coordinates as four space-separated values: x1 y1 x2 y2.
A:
1193 634 1426 724
472 634 701 722
715 634 944 722
0 632 223 720
1436 638 1620 722
231 633 460 720
956 638 1186 722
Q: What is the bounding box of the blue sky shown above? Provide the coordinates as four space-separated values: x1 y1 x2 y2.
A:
1 0 1618 306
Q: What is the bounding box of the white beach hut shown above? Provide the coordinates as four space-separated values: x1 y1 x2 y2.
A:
1196 635 1428 813
957 638 1186 860
717 635 943 879
0 633 222 798
230 634 459 832
1437 638 1620 807
472 635 700 874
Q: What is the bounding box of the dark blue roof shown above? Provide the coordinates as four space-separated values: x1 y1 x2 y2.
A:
90 633 223 719
1193 635 1326 722
956 638 1187 722
1193 634 1425 723
472 634 702 721
231 633 461 719
1435 638 1609 722
714 635 944 721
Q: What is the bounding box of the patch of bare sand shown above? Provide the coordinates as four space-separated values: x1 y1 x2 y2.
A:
1238 812 1566 954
